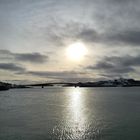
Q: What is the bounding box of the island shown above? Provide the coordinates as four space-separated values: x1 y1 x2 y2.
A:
0 82 30 91
63 78 140 87
0 82 11 90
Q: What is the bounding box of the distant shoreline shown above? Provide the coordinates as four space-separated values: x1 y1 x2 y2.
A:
1 78 140 90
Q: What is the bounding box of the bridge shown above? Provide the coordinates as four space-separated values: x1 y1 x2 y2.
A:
26 82 78 88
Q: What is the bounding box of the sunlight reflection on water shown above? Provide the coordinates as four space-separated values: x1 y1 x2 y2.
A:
68 88 86 139
51 88 90 140
69 88 84 121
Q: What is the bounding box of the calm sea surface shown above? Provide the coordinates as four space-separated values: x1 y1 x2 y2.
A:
0 87 140 140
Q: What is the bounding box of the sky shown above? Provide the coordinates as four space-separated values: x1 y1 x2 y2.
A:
0 0 140 84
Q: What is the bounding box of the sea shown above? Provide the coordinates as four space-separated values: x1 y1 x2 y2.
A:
0 87 140 140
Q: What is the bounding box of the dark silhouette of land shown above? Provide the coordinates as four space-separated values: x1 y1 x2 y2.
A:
0 82 30 91
26 78 140 88
0 82 12 90
18 78 140 88
1 78 140 91
65 78 140 87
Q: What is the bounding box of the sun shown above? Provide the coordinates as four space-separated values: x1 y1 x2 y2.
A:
66 42 88 61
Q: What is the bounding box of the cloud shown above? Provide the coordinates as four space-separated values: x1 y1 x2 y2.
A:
86 55 140 78
0 63 25 72
42 20 140 47
77 27 101 43
87 62 114 70
108 0 138 4
1 0 140 48
78 27 140 46
104 55 140 67
15 53 48 63
43 22 102 46
0 49 12 55
0 50 48 63
107 30 140 46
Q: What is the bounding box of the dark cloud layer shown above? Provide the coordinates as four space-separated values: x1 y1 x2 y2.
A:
44 21 140 47
87 55 140 78
15 53 48 63
108 30 140 46
0 63 25 72
45 0 140 47
58 0 140 47
75 27 140 46
0 50 48 63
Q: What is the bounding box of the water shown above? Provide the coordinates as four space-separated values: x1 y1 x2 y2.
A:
0 87 140 140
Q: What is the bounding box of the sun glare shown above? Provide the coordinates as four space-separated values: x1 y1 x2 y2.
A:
66 42 88 61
